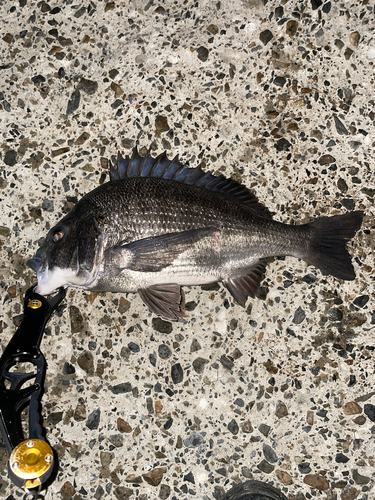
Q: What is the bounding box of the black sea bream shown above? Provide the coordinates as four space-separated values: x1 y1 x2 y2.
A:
27 148 363 320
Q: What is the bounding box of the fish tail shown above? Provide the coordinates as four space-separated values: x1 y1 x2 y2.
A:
304 211 363 280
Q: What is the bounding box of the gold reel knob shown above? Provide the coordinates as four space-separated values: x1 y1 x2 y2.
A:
28 299 43 309
10 439 53 484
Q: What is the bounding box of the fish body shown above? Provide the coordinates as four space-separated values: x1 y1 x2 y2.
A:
27 149 363 320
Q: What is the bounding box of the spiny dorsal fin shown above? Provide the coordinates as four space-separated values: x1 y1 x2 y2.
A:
109 147 272 218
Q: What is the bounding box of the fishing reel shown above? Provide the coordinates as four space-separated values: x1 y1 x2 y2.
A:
0 285 66 499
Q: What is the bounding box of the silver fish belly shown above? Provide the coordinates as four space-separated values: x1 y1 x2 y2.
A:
27 148 363 321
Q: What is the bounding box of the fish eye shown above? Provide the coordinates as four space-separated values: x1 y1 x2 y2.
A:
51 228 64 242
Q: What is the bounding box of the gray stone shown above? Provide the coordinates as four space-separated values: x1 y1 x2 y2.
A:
183 432 204 448
263 443 278 463
66 90 80 115
190 338 202 352
334 114 349 135
77 77 98 95
47 411 63 425
259 29 273 45
275 401 288 418
228 418 239 435
171 363 183 384
259 423 271 437
114 486 134 499
152 317 172 334
364 403 375 422
257 459 274 473
293 306 306 324
159 483 171 499
86 408 100 430
109 382 132 394
192 357 209 374
352 468 370 485
4 150 17 166
70 305 84 333
220 355 234 371
42 199 54 212
158 343 172 359
196 46 209 62
77 351 94 374
108 434 124 448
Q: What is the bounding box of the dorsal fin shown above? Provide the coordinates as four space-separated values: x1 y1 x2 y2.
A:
109 147 272 218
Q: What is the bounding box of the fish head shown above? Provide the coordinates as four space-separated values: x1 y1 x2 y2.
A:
27 209 103 296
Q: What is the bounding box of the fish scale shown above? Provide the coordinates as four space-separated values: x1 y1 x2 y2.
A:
27 148 363 321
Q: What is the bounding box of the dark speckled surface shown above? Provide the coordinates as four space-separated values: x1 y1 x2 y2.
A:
0 1 374 499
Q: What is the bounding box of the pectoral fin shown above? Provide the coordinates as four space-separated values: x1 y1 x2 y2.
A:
138 284 185 321
112 227 218 272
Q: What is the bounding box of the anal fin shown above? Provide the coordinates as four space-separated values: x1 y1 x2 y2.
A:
224 260 268 307
138 283 185 321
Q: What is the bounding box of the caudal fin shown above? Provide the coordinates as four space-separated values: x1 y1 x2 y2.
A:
305 211 363 280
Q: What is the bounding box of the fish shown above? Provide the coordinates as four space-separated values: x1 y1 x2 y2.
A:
27 148 363 321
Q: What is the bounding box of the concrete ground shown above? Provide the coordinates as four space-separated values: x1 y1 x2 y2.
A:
0 0 374 499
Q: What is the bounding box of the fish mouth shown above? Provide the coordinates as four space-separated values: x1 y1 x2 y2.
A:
28 262 64 296
27 256 43 274
27 245 102 295
27 257 52 295
27 255 95 295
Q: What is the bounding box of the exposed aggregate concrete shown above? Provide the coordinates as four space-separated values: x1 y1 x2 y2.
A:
0 1 374 499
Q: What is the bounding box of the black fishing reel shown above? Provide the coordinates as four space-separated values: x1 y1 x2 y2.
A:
0 285 66 499
222 480 288 500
